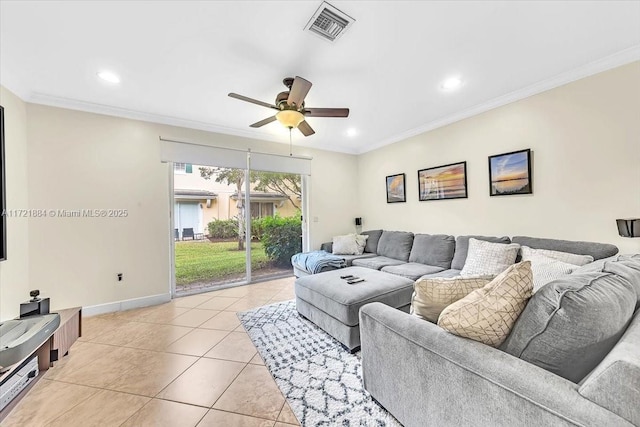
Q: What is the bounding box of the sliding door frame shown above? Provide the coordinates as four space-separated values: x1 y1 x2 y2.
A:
168 154 309 298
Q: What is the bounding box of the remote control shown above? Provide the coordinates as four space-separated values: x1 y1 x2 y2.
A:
347 278 365 284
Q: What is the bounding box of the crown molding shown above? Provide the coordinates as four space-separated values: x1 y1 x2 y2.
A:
26 93 359 155
358 45 640 154
11 44 639 157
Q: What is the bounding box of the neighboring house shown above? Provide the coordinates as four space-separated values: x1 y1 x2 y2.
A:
173 163 298 237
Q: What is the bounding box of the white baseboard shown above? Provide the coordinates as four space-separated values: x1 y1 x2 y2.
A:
82 293 171 317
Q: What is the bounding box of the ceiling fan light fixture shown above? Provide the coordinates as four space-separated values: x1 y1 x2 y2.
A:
276 110 305 128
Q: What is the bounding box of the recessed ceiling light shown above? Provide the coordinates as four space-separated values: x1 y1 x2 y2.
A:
346 128 357 137
440 76 463 91
97 71 121 84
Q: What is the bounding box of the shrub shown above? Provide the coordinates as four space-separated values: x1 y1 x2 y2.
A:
251 217 266 241
207 219 239 239
260 215 302 266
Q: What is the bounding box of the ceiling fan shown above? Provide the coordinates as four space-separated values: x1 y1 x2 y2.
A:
228 76 349 137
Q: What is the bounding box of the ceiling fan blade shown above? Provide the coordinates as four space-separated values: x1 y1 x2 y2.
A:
298 120 315 137
304 107 350 117
229 93 278 110
287 76 312 107
250 116 277 128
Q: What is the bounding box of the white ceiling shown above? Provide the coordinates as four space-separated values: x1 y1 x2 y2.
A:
1 1 639 154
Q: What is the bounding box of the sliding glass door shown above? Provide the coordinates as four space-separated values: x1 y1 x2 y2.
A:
173 164 249 295
162 139 310 297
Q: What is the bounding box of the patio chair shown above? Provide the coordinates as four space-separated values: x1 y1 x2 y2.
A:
182 228 195 240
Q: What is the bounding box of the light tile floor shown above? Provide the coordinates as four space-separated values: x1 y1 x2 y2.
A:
3 277 300 427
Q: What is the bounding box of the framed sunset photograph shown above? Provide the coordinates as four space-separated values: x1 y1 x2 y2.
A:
488 149 532 196
386 173 406 203
418 161 467 201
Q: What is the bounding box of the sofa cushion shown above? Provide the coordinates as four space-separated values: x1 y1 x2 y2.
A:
352 256 405 270
438 261 533 347
411 275 494 322
501 263 638 383
460 238 520 276
362 229 383 253
381 263 444 280
521 245 594 266
338 253 377 267
450 235 511 270
512 236 618 260
602 256 640 304
408 234 455 269
376 231 414 262
521 251 580 293
419 269 462 279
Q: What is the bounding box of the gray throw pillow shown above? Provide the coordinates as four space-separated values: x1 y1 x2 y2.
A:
501 266 637 383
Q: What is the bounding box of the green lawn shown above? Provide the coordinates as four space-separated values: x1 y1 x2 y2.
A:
175 241 269 285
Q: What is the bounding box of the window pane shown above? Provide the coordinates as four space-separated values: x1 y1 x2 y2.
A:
262 203 274 217
250 203 260 219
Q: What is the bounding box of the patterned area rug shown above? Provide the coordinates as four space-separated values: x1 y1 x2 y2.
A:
238 301 401 427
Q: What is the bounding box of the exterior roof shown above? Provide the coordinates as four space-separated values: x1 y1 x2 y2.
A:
174 189 217 200
231 191 287 201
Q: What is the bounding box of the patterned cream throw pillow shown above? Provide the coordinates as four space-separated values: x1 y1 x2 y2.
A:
438 261 534 347
411 276 494 322
460 238 521 276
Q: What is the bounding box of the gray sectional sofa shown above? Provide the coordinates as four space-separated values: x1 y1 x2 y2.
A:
315 230 618 280
360 254 640 427
294 230 640 426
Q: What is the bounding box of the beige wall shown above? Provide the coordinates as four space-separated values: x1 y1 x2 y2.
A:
357 62 640 254
21 103 358 312
0 87 31 320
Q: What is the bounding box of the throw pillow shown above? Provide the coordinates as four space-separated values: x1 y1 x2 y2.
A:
501 263 637 383
521 252 579 293
411 275 494 322
332 234 359 255
438 261 533 347
460 238 521 276
355 234 369 255
520 245 594 266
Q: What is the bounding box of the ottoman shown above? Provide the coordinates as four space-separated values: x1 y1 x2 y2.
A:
295 266 414 351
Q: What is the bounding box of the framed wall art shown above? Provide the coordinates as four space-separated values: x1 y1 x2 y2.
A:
386 173 406 203
488 149 532 196
418 161 467 201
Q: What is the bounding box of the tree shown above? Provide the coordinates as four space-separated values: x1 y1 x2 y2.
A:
200 167 302 210
200 167 247 250
252 172 301 209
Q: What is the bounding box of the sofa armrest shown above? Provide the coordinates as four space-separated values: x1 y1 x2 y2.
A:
359 302 632 427
320 241 333 252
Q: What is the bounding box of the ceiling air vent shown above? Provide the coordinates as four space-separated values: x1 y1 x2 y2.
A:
304 2 355 42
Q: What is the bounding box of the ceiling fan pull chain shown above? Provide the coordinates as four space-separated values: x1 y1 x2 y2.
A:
289 128 293 156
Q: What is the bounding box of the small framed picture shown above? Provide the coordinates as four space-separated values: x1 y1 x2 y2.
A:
418 161 468 201
386 173 406 203
488 149 532 196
